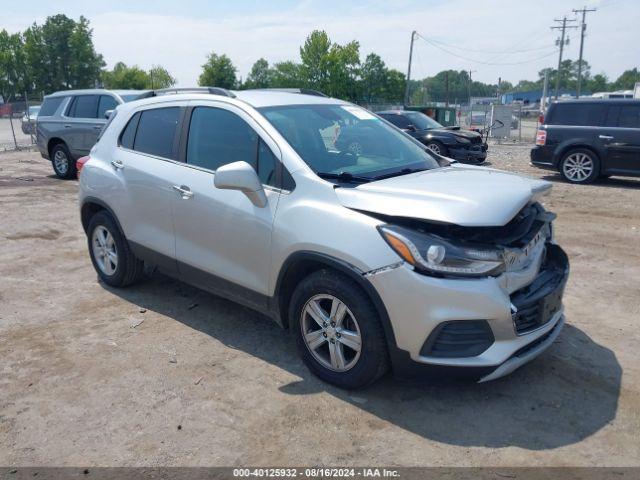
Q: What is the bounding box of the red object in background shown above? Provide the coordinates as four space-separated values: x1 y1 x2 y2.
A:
0 104 12 116
76 156 90 178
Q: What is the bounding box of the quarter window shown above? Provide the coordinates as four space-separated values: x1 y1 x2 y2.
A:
618 105 640 128
133 107 180 159
119 112 140 149
68 95 99 119
98 95 119 119
39 96 65 116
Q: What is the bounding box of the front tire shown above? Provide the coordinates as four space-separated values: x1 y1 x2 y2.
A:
290 270 389 389
51 143 76 179
87 211 144 287
560 148 599 184
426 140 448 157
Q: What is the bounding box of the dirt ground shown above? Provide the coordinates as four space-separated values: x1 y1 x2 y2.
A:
0 145 639 467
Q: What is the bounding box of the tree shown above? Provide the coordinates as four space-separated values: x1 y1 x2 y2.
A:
360 53 387 102
383 69 405 103
0 30 28 100
586 73 609 93
270 61 304 88
244 58 271 89
148 65 176 89
198 53 237 89
102 62 149 89
611 68 639 90
22 15 104 93
299 30 332 92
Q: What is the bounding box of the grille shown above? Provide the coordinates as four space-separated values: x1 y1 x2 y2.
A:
421 320 494 358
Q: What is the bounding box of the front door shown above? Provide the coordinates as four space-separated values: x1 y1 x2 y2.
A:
601 104 640 174
171 103 281 308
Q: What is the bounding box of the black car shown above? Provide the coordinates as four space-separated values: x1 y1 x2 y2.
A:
376 110 488 164
531 99 640 184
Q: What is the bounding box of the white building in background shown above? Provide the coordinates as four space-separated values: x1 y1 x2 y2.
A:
591 90 634 99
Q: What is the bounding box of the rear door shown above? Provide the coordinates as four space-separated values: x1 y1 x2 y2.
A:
109 105 183 273
601 104 640 174
171 102 282 307
63 95 105 155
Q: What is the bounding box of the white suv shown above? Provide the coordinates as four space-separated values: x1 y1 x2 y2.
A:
79 88 569 389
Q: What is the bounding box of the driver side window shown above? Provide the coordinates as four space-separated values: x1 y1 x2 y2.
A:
186 106 277 187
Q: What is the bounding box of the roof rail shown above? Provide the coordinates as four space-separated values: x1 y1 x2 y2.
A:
137 87 236 99
252 88 328 98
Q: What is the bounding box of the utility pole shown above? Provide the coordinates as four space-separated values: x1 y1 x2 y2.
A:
404 30 417 107
467 70 477 106
541 68 550 111
551 17 577 99
445 71 449 107
573 6 596 98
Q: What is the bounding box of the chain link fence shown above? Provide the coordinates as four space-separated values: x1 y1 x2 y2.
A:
1 95 43 151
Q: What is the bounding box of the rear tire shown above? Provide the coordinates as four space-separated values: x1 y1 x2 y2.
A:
559 148 599 184
290 270 389 389
87 211 144 287
51 143 76 179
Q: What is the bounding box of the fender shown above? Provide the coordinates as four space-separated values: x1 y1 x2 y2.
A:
80 196 125 235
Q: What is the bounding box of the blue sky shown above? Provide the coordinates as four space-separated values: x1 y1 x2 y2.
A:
3 0 638 88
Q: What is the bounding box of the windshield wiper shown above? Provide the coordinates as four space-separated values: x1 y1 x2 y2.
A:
316 171 372 183
371 167 428 181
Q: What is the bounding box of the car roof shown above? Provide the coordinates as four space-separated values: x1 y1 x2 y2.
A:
376 110 410 115
551 98 640 105
118 88 350 109
46 89 149 98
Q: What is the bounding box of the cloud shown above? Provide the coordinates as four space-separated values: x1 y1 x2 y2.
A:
6 0 640 86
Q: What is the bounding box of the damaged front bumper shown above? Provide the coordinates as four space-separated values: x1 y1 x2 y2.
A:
366 243 569 382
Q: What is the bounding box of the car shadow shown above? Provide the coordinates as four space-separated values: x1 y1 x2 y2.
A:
540 173 640 190
102 273 621 451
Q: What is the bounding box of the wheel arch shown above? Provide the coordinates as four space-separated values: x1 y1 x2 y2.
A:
80 197 125 236
555 143 602 171
47 137 68 157
272 251 400 353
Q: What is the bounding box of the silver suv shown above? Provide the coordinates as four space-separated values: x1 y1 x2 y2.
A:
37 89 147 178
79 88 569 389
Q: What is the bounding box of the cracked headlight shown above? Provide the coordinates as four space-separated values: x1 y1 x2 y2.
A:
378 225 505 277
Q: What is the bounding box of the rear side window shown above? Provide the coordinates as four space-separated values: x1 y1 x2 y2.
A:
381 114 410 128
97 95 119 119
133 107 180 159
187 107 258 172
119 112 140 149
618 105 640 128
39 97 65 116
547 103 606 126
68 95 100 118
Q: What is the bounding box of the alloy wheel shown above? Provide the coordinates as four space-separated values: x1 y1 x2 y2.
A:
92 225 118 276
563 152 594 182
53 149 69 175
301 294 362 372
427 143 442 155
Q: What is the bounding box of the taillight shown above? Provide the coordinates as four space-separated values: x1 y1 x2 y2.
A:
76 156 90 178
535 130 547 146
538 113 544 124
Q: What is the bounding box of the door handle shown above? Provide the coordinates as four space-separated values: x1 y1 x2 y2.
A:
111 160 124 170
173 185 194 199
599 135 614 140
64 124 72 128
93 125 103 130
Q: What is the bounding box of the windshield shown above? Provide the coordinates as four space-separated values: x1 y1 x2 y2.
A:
403 111 442 130
259 104 440 181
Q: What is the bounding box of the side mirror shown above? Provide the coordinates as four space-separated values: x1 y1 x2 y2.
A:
104 109 114 119
214 161 268 208
405 124 417 132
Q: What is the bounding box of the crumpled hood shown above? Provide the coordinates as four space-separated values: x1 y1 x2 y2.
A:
335 165 551 227
427 128 480 141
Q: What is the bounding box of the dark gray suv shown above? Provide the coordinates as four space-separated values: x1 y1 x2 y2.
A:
36 89 147 178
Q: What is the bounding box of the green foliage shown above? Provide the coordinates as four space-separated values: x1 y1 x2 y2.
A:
244 58 271 89
198 53 237 89
102 63 176 89
611 68 639 90
0 30 28 100
269 61 304 88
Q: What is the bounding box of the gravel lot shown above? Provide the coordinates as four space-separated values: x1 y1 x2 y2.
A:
0 145 639 467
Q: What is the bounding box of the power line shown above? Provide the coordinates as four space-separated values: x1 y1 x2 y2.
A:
415 33 558 66
573 6 597 97
426 37 556 55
